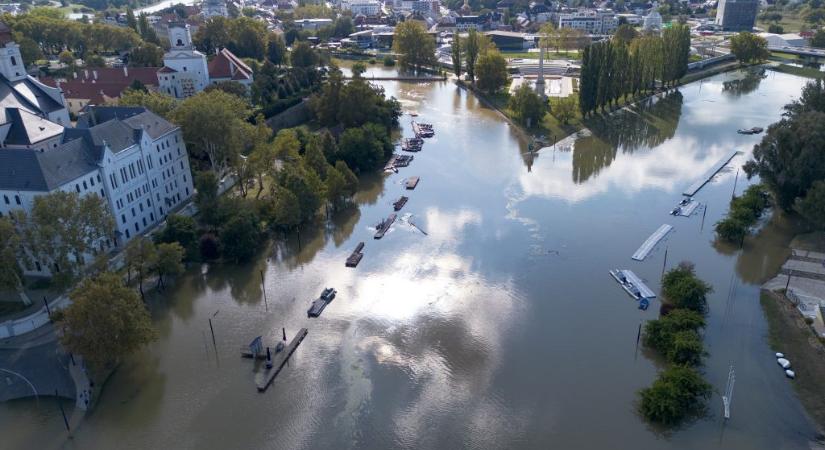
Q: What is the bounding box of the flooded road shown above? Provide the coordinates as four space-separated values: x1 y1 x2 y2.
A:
1 67 817 449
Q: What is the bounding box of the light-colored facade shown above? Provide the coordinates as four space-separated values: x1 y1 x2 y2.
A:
157 24 211 98
343 0 381 16
157 23 253 99
0 24 194 276
557 9 618 35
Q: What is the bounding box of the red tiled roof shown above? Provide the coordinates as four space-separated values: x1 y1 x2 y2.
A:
207 48 253 82
39 67 161 105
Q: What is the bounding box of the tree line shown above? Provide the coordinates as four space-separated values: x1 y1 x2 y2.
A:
579 24 691 116
451 28 509 94
744 79 825 232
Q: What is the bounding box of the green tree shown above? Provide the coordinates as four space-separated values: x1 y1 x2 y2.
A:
228 17 267 60
508 83 547 127
0 217 25 303
337 124 391 173
194 171 220 227
768 24 784 34
129 43 164 67
154 242 185 289
553 96 577 124
451 34 462 77
661 262 712 313
614 23 640 46
57 272 156 373
730 32 770 64
812 30 825 49
194 16 231 54
126 7 137 31
638 366 711 425
392 20 436 70
117 89 176 118
156 215 199 260
475 48 508 94
59 49 74 66
795 180 825 229
267 32 287 66
267 188 301 230
278 164 324 222
171 90 253 174
138 13 160 45
303 137 331 178
715 217 748 243
464 28 483 82
14 192 114 288
124 237 157 299
219 209 261 262
291 41 319 68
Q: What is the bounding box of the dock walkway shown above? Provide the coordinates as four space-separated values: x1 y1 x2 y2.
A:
683 150 739 196
632 224 673 261
255 328 308 392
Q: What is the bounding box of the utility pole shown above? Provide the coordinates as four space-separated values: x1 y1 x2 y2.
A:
260 270 268 312
661 246 669 281
722 365 736 420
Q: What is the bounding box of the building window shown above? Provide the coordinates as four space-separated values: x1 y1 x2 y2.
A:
75 184 80 193
35 261 41 272
15 195 20 205
121 214 126 224
139 203 143 212
135 223 139 232
82 181 87 190
10 56 16 66
150 212 155 221
97 174 101 183
125 229 130 239
131 208 136 217
142 218 147 227
3 195 8 205
185 187 190 196
100 189 105 197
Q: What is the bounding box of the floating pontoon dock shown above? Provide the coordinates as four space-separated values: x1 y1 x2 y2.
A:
683 150 739 196
346 242 364 267
393 196 408 211
255 328 308 392
632 224 673 261
374 213 397 239
406 176 420 190
670 199 701 217
609 269 656 299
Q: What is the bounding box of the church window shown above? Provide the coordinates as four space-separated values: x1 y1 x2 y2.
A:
176 38 183 46
10 56 16 66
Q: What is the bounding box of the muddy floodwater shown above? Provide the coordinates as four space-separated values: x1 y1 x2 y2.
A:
1 67 817 449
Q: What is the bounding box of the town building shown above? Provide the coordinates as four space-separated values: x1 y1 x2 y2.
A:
557 9 618 35
757 32 808 47
0 25 194 276
642 7 662 32
157 23 253 98
202 0 229 18
715 0 758 32
485 30 532 50
41 67 160 116
296 18 333 30
343 0 382 16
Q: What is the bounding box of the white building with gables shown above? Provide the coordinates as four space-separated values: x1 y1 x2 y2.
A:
157 23 253 99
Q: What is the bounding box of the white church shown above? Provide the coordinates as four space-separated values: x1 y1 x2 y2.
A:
0 23 195 276
157 23 253 99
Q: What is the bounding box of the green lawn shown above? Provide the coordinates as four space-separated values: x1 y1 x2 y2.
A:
757 13 807 33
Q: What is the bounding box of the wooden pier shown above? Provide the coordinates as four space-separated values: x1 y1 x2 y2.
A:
255 328 308 392
406 176 420 190
683 150 739 196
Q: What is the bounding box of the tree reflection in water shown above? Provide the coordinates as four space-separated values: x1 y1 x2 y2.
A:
572 90 684 184
721 67 767 98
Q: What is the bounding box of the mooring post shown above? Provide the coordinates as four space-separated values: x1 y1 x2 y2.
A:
260 270 268 312
43 296 51 320
208 319 216 346
661 246 669 281
55 390 70 433
700 204 708 231
785 270 792 292
266 347 273 369
731 168 739 200
282 327 287 341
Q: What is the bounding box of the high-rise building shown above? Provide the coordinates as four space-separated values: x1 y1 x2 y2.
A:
715 0 758 32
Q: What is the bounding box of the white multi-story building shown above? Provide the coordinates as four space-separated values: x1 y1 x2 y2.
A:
202 0 229 18
343 0 382 16
0 25 195 276
558 9 618 35
157 23 253 99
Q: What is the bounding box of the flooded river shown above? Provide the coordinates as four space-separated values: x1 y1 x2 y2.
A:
1 67 817 449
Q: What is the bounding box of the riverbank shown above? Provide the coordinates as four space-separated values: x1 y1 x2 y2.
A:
768 63 825 80
761 289 825 432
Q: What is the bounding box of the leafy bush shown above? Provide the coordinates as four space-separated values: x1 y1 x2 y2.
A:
639 366 711 425
661 262 713 313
